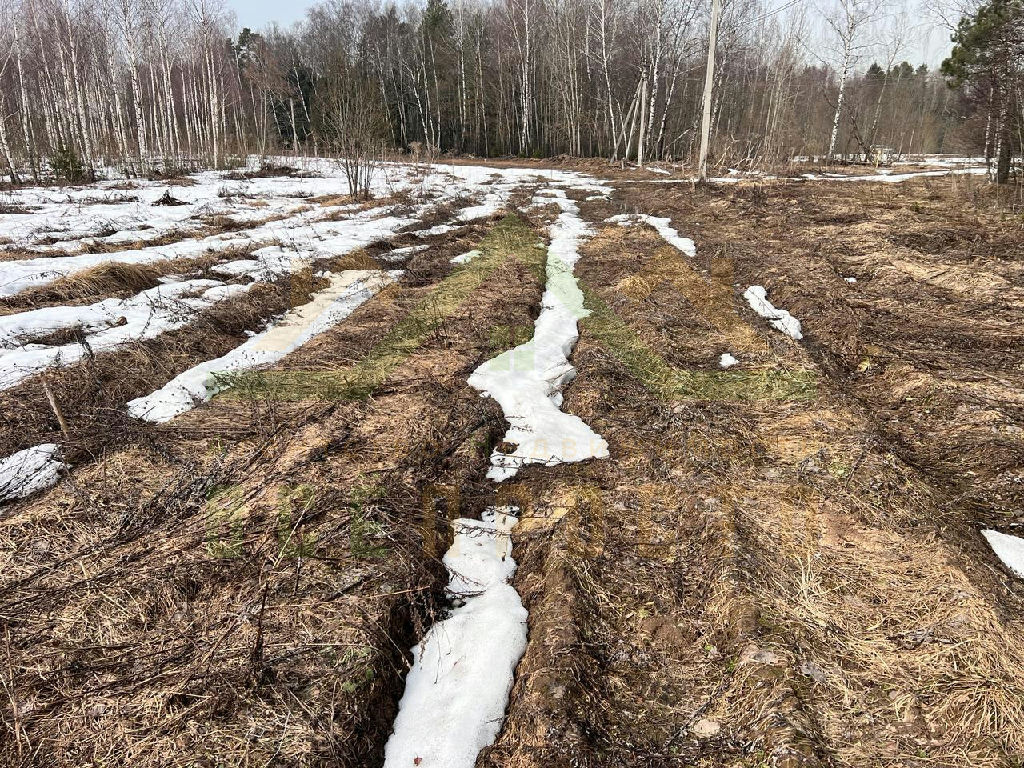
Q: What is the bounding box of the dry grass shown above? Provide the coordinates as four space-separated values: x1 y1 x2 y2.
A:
31 261 162 300
0 252 232 314
2 173 1022 767
484 178 1024 767
0 206 554 768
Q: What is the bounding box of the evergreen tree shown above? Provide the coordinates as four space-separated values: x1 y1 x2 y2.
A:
942 0 1023 182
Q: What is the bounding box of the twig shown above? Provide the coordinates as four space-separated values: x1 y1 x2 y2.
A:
41 375 70 439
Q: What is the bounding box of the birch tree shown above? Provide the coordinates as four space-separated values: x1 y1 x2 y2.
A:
822 0 874 160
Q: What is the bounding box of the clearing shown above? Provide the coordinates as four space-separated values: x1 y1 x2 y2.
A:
0 158 1022 768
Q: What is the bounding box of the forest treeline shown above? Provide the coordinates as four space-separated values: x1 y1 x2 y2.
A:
0 0 1012 180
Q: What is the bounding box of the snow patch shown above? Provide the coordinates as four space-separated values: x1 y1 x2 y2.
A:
412 223 459 238
0 280 251 390
606 213 696 257
0 444 67 502
743 285 803 340
451 249 482 265
719 353 738 368
126 270 398 422
382 244 429 263
383 507 527 768
983 530 1024 578
469 189 608 481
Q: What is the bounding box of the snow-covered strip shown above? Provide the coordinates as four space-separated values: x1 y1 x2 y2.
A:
0 202 406 299
606 213 696 257
892 154 987 167
800 167 989 183
619 166 989 186
982 530 1024 578
383 507 527 768
0 444 67 502
743 285 803 341
0 280 249 391
469 188 609 481
126 269 399 422
0 279 234 350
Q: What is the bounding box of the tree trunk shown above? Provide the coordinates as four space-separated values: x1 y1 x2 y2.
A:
698 0 720 179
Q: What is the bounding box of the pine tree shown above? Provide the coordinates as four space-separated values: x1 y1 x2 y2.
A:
942 0 1023 183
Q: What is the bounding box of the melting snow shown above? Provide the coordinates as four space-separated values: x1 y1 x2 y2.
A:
743 285 803 340
126 270 398 422
0 161 611 299
982 530 1024 578
0 279 250 390
469 189 608 481
382 244 429 263
451 249 482 265
383 507 527 768
720 353 738 368
606 213 696 257
0 443 67 502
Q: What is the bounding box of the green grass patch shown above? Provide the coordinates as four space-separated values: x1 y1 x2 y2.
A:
213 214 546 402
581 285 817 402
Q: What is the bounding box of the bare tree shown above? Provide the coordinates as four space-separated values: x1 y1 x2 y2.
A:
821 0 875 161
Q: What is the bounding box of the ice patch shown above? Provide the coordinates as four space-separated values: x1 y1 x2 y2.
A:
126 270 399 422
0 443 67 502
382 507 527 768
743 285 803 340
983 530 1024 578
720 353 738 368
469 189 609 481
606 213 696 257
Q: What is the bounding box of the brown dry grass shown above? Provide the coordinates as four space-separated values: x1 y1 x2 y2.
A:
0 252 233 315
0 211 551 768
484 179 1024 768
2 171 1022 767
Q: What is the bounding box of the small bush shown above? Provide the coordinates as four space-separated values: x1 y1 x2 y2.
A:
50 145 87 184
